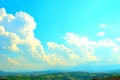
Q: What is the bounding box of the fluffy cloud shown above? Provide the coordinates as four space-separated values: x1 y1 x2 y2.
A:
64 33 98 61
46 33 99 67
98 39 116 47
0 26 22 52
97 31 105 36
1 8 98 71
0 8 48 71
1 8 120 71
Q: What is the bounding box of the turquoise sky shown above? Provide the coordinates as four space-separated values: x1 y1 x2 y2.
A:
1 0 120 42
1 0 120 71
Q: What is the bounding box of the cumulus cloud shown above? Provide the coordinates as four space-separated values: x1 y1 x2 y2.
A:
0 8 48 71
98 39 116 47
46 33 98 66
1 8 120 71
64 33 98 61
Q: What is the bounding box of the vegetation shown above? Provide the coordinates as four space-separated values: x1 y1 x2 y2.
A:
1 71 120 80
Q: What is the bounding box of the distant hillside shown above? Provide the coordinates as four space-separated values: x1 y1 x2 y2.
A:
1 70 120 80
0 71 4 74
108 69 120 73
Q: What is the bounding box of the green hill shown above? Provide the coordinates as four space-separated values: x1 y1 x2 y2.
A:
0 71 120 80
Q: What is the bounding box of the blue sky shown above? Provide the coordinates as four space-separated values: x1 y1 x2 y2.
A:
1 0 120 71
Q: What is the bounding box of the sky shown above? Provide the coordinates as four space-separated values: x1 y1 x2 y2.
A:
1 0 120 72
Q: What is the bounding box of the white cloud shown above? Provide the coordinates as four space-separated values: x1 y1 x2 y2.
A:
97 31 105 36
0 8 45 55
98 39 117 47
1 8 120 71
1 8 97 70
0 54 21 71
64 33 98 61
46 33 99 67
64 33 90 47
8 57 20 65
0 8 48 70
0 26 22 52
99 24 107 28
47 42 71 53
116 37 120 42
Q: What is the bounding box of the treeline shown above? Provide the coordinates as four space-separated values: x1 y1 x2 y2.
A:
0 71 120 80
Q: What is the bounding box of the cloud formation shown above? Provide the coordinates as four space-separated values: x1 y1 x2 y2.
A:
0 8 47 71
97 31 105 36
0 8 120 71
